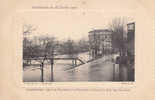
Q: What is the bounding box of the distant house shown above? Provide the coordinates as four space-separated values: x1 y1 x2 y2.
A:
88 29 112 58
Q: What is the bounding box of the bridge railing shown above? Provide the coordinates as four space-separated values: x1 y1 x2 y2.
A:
23 56 86 82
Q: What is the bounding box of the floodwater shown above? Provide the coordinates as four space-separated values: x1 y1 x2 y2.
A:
23 53 116 82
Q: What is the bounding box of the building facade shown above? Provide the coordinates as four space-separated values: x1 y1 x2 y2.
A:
126 22 135 81
127 22 135 57
88 29 112 58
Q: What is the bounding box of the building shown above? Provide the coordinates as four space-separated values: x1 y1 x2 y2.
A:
88 29 112 58
126 22 135 81
127 22 135 57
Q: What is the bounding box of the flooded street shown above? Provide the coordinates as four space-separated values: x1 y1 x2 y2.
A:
23 53 115 82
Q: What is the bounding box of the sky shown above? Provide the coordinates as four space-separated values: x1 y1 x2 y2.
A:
19 10 135 41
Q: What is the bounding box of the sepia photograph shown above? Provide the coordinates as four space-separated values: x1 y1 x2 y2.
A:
2 0 155 100
22 11 135 82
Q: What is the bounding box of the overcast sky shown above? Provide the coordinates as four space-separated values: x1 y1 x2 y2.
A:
20 10 135 41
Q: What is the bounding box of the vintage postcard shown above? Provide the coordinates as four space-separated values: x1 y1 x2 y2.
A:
21 11 135 82
1 0 155 100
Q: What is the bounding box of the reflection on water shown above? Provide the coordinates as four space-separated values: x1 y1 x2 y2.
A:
23 54 114 82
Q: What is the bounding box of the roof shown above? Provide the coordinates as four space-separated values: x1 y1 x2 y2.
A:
127 22 135 25
88 29 111 33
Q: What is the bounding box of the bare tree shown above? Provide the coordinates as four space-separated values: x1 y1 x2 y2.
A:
38 36 58 57
108 17 127 56
60 39 78 57
23 24 37 59
78 39 89 52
